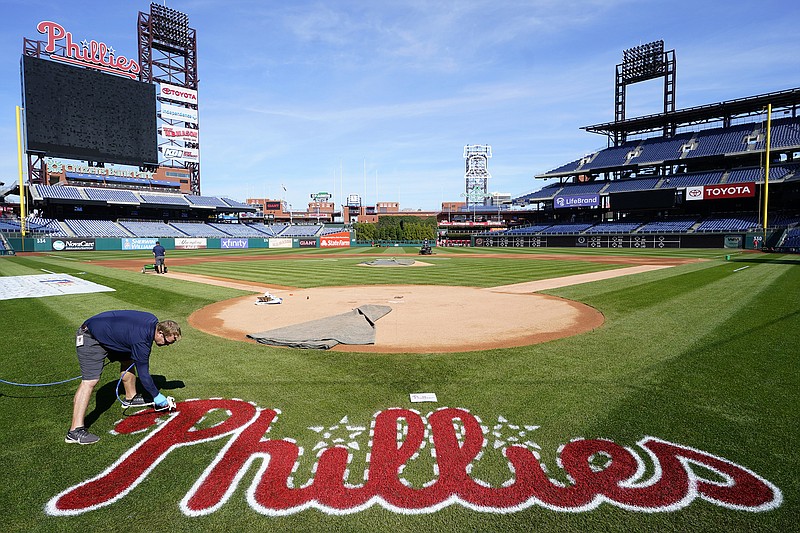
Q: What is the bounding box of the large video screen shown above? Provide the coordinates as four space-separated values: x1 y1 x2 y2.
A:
22 55 158 166
609 188 677 210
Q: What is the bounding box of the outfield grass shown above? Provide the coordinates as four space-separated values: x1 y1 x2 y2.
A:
0 248 796 532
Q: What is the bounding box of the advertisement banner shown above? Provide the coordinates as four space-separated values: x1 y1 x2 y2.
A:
159 126 199 143
221 238 249 249
160 103 198 125
724 235 743 248
686 182 756 201
685 186 704 201
160 145 199 163
158 83 198 105
320 232 351 248
122 238 158 250
51 238 96 251
174 238 207 250
299 239 317 248
268 238 293 249
264 201 282 211
554 194 600 209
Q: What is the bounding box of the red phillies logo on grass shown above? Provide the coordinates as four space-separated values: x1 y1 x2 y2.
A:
46 399 781 516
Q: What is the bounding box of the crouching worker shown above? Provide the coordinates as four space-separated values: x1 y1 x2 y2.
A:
66 310 181 445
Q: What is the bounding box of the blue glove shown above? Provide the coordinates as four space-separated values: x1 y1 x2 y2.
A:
153 393 168 408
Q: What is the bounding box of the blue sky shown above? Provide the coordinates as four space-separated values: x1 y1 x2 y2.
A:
1 1 798 211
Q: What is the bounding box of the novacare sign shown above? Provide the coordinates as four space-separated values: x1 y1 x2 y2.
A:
554 194 600 209
686 182 756 201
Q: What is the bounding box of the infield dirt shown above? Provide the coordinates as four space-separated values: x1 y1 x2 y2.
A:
92 253 699 353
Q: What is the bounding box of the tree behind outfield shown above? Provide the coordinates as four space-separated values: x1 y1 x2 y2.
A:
354 216 436 242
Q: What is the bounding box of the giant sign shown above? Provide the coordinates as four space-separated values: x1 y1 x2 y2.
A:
46 399 782 517
685 182 756 201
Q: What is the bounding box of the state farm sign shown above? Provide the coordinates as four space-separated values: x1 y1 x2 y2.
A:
320 231 351 248
686 182 755 201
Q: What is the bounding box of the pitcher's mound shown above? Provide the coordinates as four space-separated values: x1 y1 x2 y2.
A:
189 284 603 353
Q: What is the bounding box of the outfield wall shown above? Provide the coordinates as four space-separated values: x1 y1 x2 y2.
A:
5 235 353 252
4 231 773 252
472 232 773 250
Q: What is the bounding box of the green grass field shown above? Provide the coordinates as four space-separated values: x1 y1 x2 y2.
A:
0 247 797 532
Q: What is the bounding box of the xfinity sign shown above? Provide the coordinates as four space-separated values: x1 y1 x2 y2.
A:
554 194 600 209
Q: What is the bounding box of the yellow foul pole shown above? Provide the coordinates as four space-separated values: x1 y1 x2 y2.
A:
15 106 27 239
762 103 772 237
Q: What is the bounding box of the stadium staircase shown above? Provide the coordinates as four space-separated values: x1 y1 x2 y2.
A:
0 232 13 255
56 220 74 236
764 228 787 249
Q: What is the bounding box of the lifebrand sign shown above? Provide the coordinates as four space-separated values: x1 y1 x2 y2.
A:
46 399 782 517
554 194 600 209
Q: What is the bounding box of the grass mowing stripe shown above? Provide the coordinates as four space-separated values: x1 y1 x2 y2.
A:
0 249 796 531
175 257 624 288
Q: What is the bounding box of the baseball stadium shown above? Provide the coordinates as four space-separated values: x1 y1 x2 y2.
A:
0 4 798 533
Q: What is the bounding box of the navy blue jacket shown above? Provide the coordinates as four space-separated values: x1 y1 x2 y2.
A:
85 310 161 397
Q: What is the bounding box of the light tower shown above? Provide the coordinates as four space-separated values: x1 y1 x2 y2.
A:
463 144 492 211
138 3 200 193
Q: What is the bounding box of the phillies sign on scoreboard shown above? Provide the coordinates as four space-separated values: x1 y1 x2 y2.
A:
35 21 140 79
686 182 756 201
159 83 198 105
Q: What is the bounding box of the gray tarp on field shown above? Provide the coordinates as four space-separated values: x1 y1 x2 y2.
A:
247 304 392 349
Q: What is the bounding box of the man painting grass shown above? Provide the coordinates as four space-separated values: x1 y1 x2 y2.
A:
67 310 181 445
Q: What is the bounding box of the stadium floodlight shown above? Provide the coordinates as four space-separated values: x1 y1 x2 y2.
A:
621 40 665 83
150 3 190 48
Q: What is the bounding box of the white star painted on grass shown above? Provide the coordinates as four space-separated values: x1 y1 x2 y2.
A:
491 415 540 451
308 416 366 452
